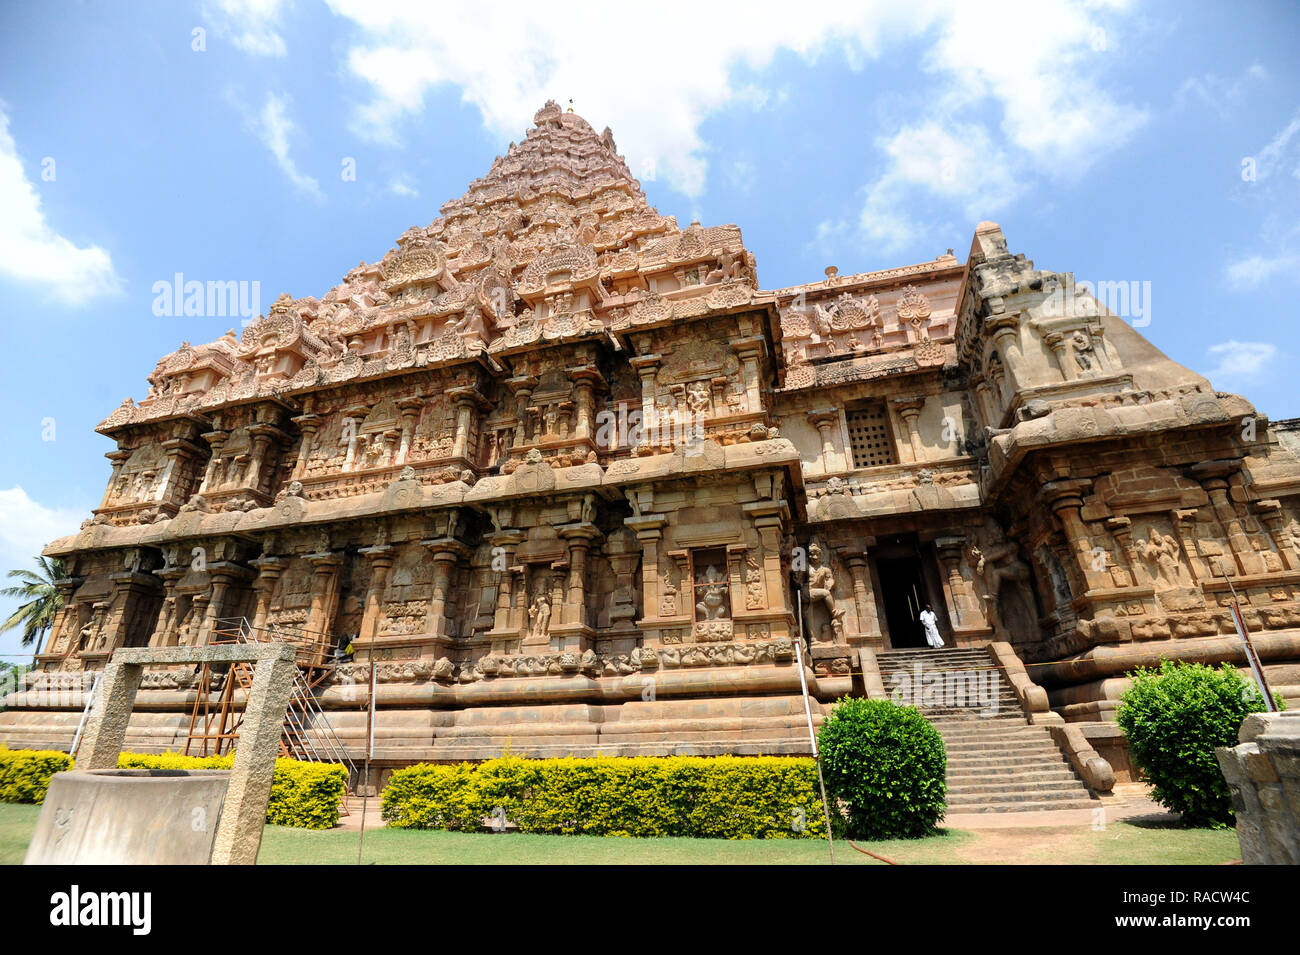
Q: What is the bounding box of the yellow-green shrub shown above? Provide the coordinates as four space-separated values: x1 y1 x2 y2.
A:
0 747 345 829
118 752 346 830
382 755 825 839
0 745 73 803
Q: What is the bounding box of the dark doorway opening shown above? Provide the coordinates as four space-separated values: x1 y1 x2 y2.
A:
877 556 929 649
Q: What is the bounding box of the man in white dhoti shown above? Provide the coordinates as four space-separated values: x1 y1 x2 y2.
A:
919 604 944 649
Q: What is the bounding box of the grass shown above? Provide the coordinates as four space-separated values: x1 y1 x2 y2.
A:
0 801 1241 865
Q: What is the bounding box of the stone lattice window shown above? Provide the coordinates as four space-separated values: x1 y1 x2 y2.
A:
690 548 731 622
846 404 898 468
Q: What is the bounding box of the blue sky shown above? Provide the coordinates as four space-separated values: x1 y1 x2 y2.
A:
0 0 1297 659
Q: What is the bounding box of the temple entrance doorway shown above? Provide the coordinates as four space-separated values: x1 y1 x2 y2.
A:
876 554 929 649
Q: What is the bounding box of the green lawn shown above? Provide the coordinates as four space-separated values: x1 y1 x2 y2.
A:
0 802 1240 865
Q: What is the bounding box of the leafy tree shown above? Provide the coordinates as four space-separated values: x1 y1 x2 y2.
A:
0 556 65 649
1116 659 1284 827
817 696 946 839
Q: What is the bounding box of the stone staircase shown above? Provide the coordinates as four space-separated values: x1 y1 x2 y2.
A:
874 646 1096 813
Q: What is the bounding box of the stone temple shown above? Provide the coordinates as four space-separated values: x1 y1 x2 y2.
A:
4 101 1299 800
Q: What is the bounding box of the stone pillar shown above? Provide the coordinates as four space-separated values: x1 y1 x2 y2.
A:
1042 479 1108 592
1171 508 1208 582
507 375 539 447
567 366 603 441
1104 516 1143 587
487 532 525 641
1043 331 1076 381
395 398 422 466
972 379 998 430
43 577 85 657
891 396 927 463
150 566 187 647
987 316 1028 393
1255 499 1298 571
732 338 764 414
196 563 254 646
244 425 285 494
248 556 287 633
303 552 343 646
101 449 132 508
806 408 844 473
289 413 321 480
156 436 204 506
1190 461 1259 575
629 356 662 448
356 546 394 645
843 547 879 644
935 536 977 628
198 430 228 493
558 524 600 628
626 514 668 626
420 539 471 648
742 502 789 613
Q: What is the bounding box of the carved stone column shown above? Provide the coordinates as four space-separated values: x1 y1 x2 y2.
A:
1189 461 1259 575
394 398 422 466
842 547 879 645
356 546 394 645
100 449 132 509
290 413 321 480
303 552 343 647
629 356 662 448
42 577 85 657
198 430 228 493
487 532 525 648
567 366 603 442
244 424 286 494
507 375 539 446
420 538 471 652
1254 499 1298 571
891 396 927 463
806 408 844 473
197 563 254 647
1043 330 1076 381
732 337 764 414
935 536 977 629
1104 516 1142 587
248 556 287 633
987 315 1027 393
1171 508 1208 582
149 566 188 646
626 513 669 632
1042 478 1107 592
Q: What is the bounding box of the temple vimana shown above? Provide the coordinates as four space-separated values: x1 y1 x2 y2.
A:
5 101 1299 802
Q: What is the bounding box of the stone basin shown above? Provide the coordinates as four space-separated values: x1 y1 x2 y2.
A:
24 769 230 865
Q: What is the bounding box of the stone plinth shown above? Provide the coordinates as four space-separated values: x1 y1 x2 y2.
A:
1216 711 1300 865
25 769 229 865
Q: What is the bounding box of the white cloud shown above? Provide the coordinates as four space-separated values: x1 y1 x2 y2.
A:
322 1 1144 201
0 105 121 307
208 0 288 57
1224 252 1300 291
248 93 324 200
858 121 1021 253
388 175 418 199
0 486 86 657
1177 63 1267 119
1203 340 1279 383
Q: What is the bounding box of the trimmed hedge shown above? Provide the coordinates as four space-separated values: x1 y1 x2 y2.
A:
817 696 947 839
0 745 73 804
0 747 345 829
382 756 826 839
1116 659 1284 828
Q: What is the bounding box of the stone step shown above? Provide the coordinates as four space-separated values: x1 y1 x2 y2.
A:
935 723 1044 738
945 756 1073 773
946 797 1097 813
943 739 1063 755
947 778 1086 796
949 766 1081 783
948 786 1092 805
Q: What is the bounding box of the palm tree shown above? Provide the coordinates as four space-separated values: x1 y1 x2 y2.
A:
0 556 66 649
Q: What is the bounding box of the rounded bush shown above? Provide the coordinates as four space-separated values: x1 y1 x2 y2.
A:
817 697 946 839
1116 659 1283 828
